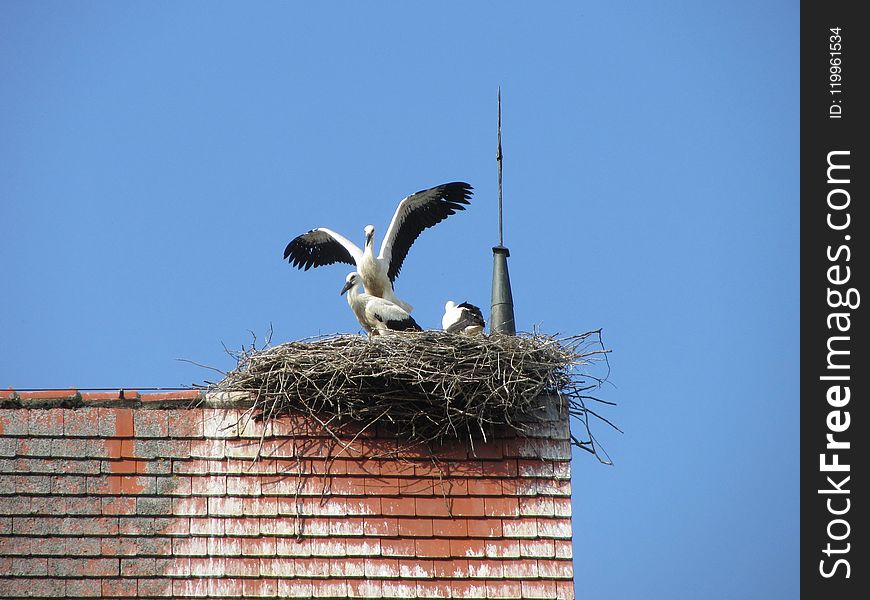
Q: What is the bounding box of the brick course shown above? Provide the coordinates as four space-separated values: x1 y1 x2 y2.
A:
1 391 574 598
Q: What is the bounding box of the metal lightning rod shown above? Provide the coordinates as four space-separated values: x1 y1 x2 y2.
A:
497 87 504 247
490 86 516 335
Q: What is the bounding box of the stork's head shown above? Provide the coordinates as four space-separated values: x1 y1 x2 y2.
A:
444 300 457 312
363 225 375 247
340 272 360 296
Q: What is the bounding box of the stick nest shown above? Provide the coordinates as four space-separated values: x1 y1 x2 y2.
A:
210 330 615 462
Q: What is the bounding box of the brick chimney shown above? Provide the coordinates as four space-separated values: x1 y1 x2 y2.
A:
0 389 574 598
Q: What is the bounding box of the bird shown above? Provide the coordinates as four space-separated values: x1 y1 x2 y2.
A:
442 301 486 335
283 181 473 313
340 272 422 336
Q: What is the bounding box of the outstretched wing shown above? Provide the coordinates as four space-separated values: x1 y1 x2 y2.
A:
379 182 473 283
283 227 363 271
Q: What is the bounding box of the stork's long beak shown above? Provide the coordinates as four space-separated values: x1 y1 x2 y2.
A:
340 280 353 296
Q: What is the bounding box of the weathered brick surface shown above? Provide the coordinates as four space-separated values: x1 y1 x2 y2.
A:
1 394 574 598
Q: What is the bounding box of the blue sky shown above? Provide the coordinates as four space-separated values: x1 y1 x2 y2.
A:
1 2 798 598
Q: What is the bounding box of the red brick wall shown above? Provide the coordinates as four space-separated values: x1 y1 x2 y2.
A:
0 390 574 599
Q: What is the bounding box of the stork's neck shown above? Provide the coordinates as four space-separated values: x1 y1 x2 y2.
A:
346 282 370 329
345 282 361 306
363 235 375 257
359 236 386 298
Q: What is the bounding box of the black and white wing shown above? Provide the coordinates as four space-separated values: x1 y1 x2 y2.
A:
457 302 485 325
283 227 363 271
379 182 473 282
445 301 486 333
367 298 422 332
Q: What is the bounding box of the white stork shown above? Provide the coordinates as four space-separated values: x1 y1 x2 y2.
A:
442 301 486 335
340 272 422 336
283 181 473 313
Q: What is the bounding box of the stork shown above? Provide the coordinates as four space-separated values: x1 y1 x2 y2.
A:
284 181 473 313
340 272 421 336
442 301 486 335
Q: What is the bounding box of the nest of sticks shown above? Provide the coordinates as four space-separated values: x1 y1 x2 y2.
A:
209 330 616 463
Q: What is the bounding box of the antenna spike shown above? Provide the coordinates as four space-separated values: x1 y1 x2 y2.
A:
497 87 503 247
490 86 516 335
